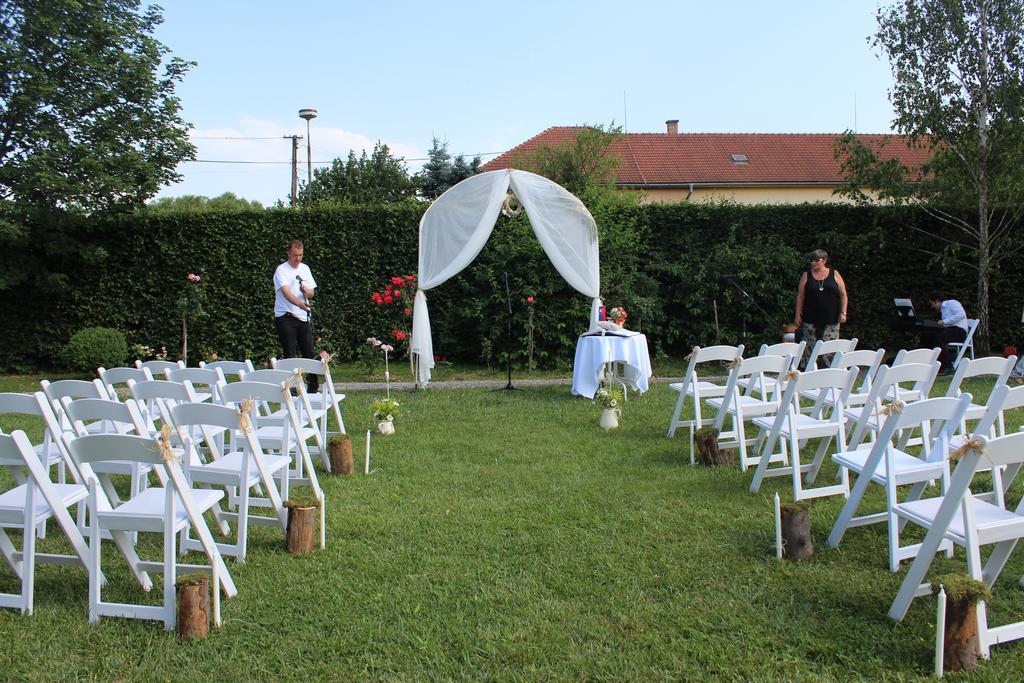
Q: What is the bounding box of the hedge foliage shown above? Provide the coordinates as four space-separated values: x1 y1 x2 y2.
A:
2 199 1021 371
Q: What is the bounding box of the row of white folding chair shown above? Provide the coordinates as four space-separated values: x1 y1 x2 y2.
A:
737 341 805 399
199 358 256 380
887 348 941 402
888 427 1024 658
137 376 326 552
842 361 941 450
748 367 860 501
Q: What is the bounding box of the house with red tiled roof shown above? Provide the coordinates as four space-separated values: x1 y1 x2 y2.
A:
481 121 931 204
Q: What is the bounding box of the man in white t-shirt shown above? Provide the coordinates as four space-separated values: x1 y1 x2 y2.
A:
274 239 319 393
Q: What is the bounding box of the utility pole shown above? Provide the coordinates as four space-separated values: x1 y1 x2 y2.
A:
284 134 302 207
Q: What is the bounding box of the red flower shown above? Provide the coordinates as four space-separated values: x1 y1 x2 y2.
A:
403 308 411 315
405 275 416 281
391 276 404 287
442 356 448 361
526 296 535 303
433 355 440 361
385 283 393 292
392 329 407 341
383 295 394 304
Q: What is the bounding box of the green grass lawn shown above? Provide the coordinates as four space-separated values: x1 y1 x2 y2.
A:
1 372 1024 680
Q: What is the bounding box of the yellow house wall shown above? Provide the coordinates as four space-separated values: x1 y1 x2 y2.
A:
636 185 857 205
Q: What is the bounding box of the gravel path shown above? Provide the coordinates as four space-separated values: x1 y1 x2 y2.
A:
337 375 701 391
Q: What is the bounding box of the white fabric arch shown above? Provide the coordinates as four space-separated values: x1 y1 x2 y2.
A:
410 169 601 386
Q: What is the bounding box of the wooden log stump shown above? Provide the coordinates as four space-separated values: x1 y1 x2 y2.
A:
328 435 353 476
933 575 990 673
694 427 735 466
285 497 321 555
176 574 210 640
780 503 813 561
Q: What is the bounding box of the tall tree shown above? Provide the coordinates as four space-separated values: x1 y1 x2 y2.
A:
834 0 1024 352
512 123 623 198
415 137 481 200
0 0 195 291
297 141 417 205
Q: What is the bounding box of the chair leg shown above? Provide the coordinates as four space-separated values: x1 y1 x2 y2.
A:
22 515 37 615
667 391 686 438
163 525 177 631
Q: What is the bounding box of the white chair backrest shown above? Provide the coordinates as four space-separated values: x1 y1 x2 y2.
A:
199 359 255 379
41 378 108 403
134 359 185 377
98 366 154 402
806 338 858 369
168 367 226 401
238 368 294 384
272 357 326 375
783 367 859 416
880 394 973 462
945 354 1016 398
830 348 885 387
691 344 745 365
63 397 148 438
219 378 292 406
893 348 941 366
758 341 806 368
721 354 792 405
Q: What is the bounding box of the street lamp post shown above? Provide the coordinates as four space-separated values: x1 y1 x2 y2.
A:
298 108 317 183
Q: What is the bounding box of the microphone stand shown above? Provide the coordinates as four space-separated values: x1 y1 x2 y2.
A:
297 275 315 342
495 271 518 391
721 275 773 346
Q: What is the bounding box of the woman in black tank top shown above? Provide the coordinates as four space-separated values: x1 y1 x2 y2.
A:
794 248 848 368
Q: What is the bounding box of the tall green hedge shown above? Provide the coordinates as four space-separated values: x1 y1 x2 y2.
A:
2 200 1021 371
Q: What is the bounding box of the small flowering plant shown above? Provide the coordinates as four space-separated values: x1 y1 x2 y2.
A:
608 306 628 326
594 385 623 413
370 274 416 348
176 272 207 362
370 398 401 422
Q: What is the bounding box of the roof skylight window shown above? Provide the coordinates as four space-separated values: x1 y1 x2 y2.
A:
730 154 749 164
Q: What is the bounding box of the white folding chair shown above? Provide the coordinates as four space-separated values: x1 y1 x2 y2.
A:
707 354 792 471
843 362 941 449
272 356 347 449
888 429 1024 659
97 366 154 403
168 366 226 404
0 430 91 615
217 380 326 547
135 359 185 377
799 348 885 415
64 397 163 505
238 369 329 470
128 379 226 457
828 394 972 571
199 359 256 381
949 318 980 369
893 347 942 366
0 392 68 486
170 401 294 562
944 355 1017 436
665 344 744 461
66 431 237 630
803 337 858 371
748 367 859 500
738 341 805 398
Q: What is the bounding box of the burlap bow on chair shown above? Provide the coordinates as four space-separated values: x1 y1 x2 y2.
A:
685 346 700 361
727 357 743 369
951 437 986 462
154 423 181 464
874 401 904 417
237 399 254 433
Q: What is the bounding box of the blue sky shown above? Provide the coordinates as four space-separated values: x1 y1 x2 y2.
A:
155 0 898 205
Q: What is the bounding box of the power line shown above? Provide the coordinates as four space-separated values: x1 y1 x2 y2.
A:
190 136 287 140
185 151 502 165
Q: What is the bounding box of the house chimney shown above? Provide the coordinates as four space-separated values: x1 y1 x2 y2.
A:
666 119 679 135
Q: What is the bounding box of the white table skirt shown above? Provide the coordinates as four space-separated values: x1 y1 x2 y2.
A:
571 333 653 399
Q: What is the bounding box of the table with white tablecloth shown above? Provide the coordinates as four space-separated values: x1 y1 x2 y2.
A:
571 332 653 399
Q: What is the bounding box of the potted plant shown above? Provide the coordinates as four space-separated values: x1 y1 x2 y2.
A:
608 306 628 327
595 384 623 429
371 398 401 435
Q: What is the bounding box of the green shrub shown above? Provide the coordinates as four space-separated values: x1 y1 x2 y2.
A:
62 327 128 371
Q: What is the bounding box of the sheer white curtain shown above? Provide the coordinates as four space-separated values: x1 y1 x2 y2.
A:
410 169 600 386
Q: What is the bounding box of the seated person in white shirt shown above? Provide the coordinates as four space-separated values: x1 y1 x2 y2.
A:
926 290 969 374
